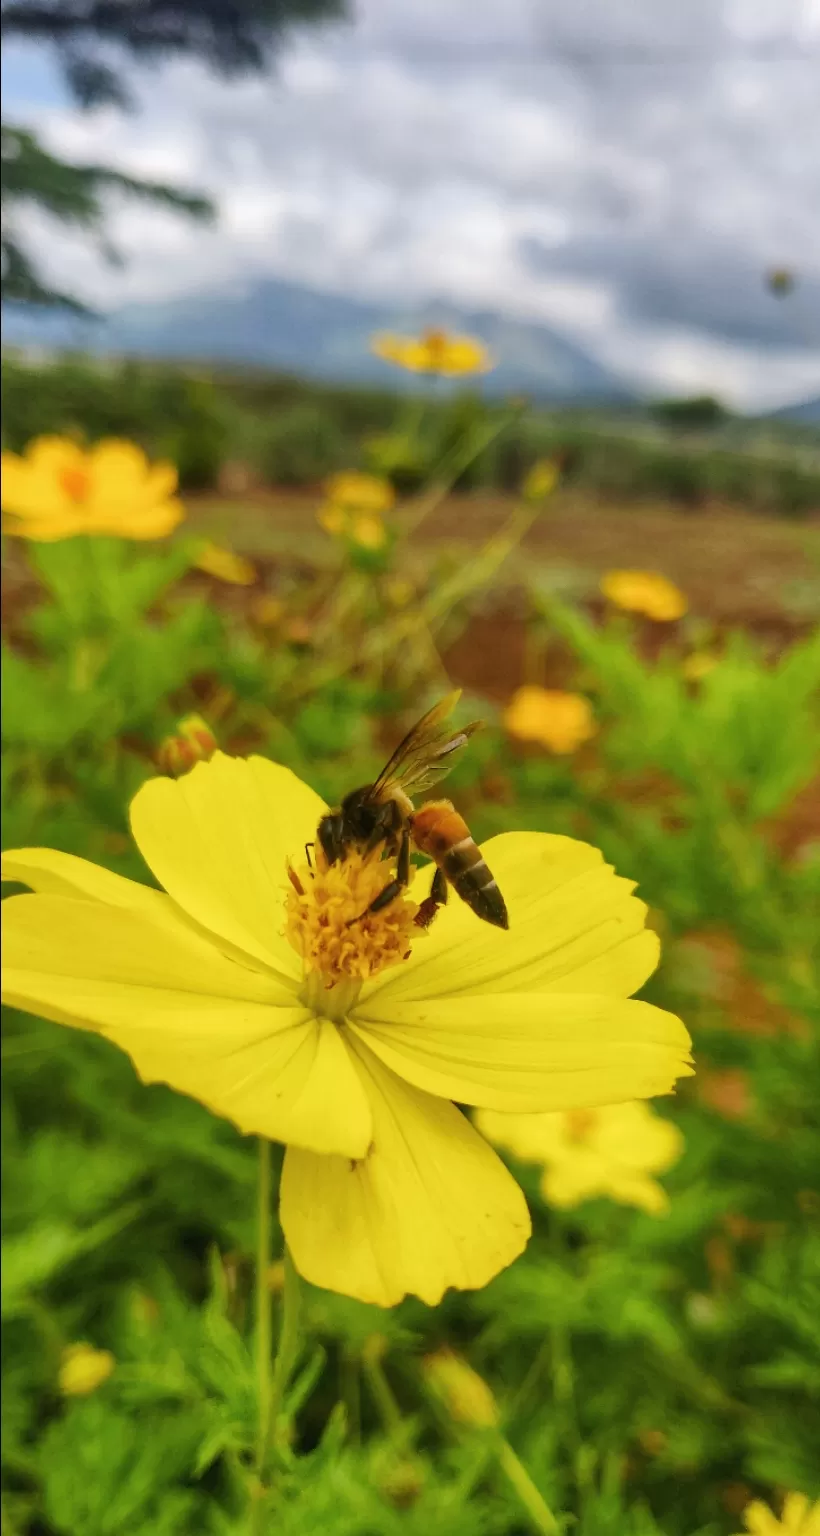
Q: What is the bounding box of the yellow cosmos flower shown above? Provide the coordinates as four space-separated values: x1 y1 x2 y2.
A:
1 755 691 1307
192 540 256 585
323 472 395 516
476 1099 684 1214
350 513 388 552
1 436 184 542
600 570 688 622
504 687 598 755
522 459 560 501
733 1494 820 1536
58 1342 115 1397
371 328 493 377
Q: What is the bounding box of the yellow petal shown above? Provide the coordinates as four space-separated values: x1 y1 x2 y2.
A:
591 1101 685 1174
351 992 692 1111
88 438 150 491
603 1171 670 1214
2 845 178 909
539 1150 613 1208
281 1042 530 1306
1 893 370 1155
365 832 659 1006
110 500 185 539
129 754 326 976
144 461 179 500
741 1503 786 1536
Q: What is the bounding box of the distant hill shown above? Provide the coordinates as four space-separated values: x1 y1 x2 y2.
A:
765 395 820 425
1 278 636 404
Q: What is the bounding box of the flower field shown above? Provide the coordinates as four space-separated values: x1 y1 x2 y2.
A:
1 386 819 1536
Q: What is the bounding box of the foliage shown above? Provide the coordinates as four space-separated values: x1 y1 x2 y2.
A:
3 352 819 513
2 469 819 1535
0 127 213 312
1 0 344 311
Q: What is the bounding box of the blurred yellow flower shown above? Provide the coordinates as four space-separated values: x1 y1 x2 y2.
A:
682 650 719 681
371 327 493 376
350 512 388 551
192 540 256 585
476 1100 684 1214
733 1493 820 1536
2 755 691 1306
504 686 597 754
156 715 218 778
522 459 560 501
58 1342 115 1397
1 436 184 542
600 570 688 622
317 503 347 537
323 471 395 516
422 1348 499 1428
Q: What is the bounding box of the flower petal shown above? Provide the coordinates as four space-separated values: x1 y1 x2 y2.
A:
741 1503 784 1536
1 892 370 1155
128 754 326 976
592 1102 684 1174
2 845 172 909
351 992 692 1111
281 1042 530 1306
366 833 659 1006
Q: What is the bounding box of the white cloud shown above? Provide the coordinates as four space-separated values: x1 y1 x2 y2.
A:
5 0 820 408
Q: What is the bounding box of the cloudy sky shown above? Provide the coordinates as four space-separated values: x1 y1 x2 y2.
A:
4 0 820 409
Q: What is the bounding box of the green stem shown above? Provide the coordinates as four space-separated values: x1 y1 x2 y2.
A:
361 1353 404 1442
254 1138 273 1472
263 1246 302 1467
495 1436 561 1535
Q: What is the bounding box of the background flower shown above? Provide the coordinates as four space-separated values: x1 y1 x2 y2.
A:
733 1493 820 1536
476 1099 685 1214
371 328 493 376
600 570 688 622
1 436 184 541
504 686 598 754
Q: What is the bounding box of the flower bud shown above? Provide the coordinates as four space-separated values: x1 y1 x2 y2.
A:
58 1342 115 1397
422 1348 499 1428
156 715 218 777
522 458 560 501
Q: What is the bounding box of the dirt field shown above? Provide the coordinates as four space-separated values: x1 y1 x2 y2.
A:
187 487 820 634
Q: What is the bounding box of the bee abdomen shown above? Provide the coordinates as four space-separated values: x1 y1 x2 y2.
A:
412 802 508 930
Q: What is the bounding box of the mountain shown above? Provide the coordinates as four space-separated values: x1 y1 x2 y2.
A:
1 279 635 404
764 395 820 425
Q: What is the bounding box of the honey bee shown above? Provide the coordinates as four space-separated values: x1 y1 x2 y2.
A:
315 691 508 930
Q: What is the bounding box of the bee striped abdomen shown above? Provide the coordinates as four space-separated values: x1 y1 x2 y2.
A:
411 800 509 930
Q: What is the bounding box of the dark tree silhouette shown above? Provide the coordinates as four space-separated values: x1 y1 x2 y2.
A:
1 0 345 308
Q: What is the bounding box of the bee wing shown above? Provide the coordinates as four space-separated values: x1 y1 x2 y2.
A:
370 691 482 801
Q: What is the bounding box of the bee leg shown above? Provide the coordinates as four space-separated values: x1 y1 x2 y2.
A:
347 828 411 925
414 866 448 930
304 842 314 869
431 867 448 905
363 799 402 858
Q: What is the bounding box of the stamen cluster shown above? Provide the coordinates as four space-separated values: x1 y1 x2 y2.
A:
284 846 419 984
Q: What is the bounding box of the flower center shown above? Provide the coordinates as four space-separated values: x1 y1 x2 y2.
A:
58 465 90 503
423 328 447 367
284 845 419 992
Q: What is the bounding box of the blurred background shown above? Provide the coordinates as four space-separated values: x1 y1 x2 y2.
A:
1 2 819 1534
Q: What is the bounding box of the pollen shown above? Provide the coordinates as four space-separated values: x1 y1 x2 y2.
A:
284 846 419 985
